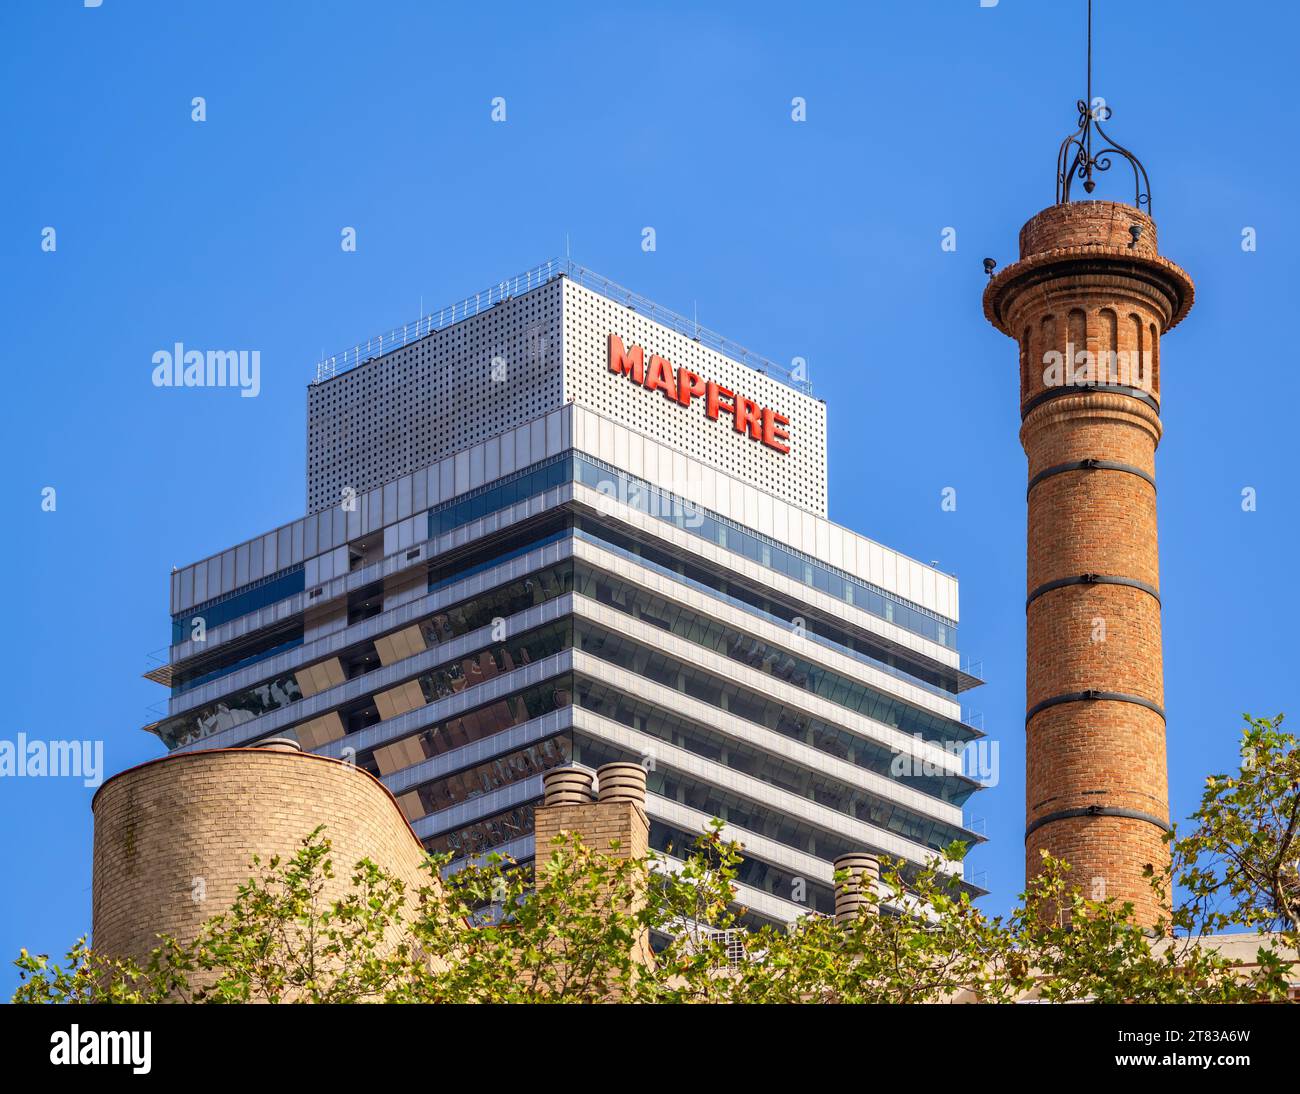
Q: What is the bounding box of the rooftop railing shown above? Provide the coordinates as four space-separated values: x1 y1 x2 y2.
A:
312 257 814 395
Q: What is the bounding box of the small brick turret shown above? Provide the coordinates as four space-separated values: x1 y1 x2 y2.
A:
535 763 653 970
984 200 1194 925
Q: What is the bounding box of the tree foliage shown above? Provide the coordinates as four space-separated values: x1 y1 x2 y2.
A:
14 716 1298 1004
1170 714 1299 944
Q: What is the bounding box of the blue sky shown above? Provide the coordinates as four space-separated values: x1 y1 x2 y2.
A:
2 0 1296 993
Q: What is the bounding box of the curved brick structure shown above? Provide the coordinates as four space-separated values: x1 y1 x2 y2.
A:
91 742 430 971
984 200 1194 925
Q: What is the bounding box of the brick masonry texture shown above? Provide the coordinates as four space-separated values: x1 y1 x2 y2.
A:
91 747 431 971
534 799 650 863
1018 201 1159 258
533 795 653 970
984 201 1195 926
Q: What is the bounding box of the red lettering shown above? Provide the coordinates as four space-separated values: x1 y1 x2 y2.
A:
761 408 791 453
608 334 789 453
706 381 735 421
608 334 644 384
733 396 762 440
676 369 706 407
645 354 677 398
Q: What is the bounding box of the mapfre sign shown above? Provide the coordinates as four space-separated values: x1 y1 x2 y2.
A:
607 334 791 454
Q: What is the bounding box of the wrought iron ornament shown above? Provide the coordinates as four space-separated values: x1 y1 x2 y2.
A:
1054 1 1151 211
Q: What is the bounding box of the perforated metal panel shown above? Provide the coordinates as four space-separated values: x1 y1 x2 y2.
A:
561 280 828 516
305 272 828 518
306 280 565 514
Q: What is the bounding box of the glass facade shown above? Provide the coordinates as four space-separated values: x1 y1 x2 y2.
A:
170 627 304 696
427 454 571 538
363 678 572 778
163 452 960 744
158 668 305 750
418 561 573 648
389 668 971 855
570 734 960 860
428 525 570 593
573 678 975 837
406 735 571 818
575 675 975 806
156 558 575 750
570 583 976 747
574 519 958 696
425 804 535 859
171 566 305 645
570 455 957 649
156 613 573 751
410 620 571 707
421 452 956 650
158 428 985 915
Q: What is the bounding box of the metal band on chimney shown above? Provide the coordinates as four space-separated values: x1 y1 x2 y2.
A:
1025 573 1162 611
1020 383 1160 420
1025 806 1172 841
1026 458 1156 498
1025 690 1166 724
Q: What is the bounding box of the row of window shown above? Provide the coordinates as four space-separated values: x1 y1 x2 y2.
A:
424 451 956 649
571 455 957 649
378 673 969 855
156 561 576 750
161 549 973 787
166 441 959 706
363 679 570 778
171 566 305 645
574 518 960 696
170 628 304 696
424 729 960 882
570 567 977 746
569 735 952 863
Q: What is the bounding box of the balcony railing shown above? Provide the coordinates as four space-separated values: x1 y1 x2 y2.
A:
312 257 814 395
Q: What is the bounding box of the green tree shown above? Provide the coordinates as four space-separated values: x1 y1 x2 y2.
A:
14 716 1298 1004
1171 714 1299 945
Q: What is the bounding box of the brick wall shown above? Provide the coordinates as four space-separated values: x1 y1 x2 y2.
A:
90 745 432 974
533 791 653 970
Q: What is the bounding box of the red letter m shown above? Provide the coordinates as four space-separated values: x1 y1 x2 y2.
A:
608 334 645 385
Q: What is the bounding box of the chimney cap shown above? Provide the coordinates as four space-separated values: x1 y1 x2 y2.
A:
596 762 647 805
252 737 302 753
542 765 596 806
833 852 881 925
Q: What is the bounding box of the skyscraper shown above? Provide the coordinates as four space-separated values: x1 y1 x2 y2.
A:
145 259 986 926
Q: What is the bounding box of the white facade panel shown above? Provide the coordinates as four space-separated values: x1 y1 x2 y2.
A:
564 404 959 622
560 279 828 516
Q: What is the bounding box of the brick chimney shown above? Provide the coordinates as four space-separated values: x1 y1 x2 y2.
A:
984 200 1194 925
534 763 652 966
535 763 650 860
